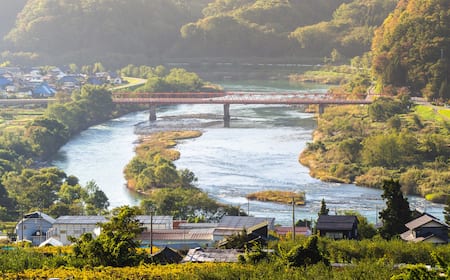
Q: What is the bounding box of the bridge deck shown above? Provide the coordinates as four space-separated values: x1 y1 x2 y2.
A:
112 97 371 105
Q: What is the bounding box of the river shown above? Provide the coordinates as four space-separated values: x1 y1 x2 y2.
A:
52 79 445 226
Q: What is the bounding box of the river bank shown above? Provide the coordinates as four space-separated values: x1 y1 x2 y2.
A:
298 102 450 204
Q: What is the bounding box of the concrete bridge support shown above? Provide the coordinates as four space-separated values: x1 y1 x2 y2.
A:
149 105 157 122
224 104 230 128
318 104 326 115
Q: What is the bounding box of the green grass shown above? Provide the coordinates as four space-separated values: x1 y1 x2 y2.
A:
437 108 450 119
414 105 448 122
112 76 146 91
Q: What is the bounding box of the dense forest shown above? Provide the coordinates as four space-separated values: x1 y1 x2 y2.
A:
0 0 397 66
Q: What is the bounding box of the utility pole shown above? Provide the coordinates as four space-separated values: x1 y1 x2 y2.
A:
292 197 296 241
150 209 153 255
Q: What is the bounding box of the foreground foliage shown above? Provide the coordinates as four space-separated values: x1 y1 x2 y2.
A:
1 237 449 279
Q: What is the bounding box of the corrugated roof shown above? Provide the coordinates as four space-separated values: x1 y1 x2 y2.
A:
53 216 107 225
141 228 214 241
23 212 56 224
218 216 275 230
136 215 173 225
182 248 241 263
316 215 358 231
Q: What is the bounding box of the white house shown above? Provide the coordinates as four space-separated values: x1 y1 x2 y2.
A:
46 215 107 245
46 215 173 245
15 212 56 246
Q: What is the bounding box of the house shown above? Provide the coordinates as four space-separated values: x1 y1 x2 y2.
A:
0 76 12 89
213 216 275 242
182 248 242 263
275 226 312 238
32 82 57 97
316 215 359 240
108 72 122 85
15 212 56 246
58 75 82 90
86 77 105 86
46 215 107 245
400 213 449 244
140 228 215 250
46 215 172 245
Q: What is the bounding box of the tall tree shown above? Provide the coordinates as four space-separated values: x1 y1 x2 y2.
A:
378 179 412 240
318 198 329 216
72 206 145 267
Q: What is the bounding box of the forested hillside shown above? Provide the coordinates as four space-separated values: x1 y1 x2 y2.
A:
0 0 27 40
0 0 398 66
371 0 450 101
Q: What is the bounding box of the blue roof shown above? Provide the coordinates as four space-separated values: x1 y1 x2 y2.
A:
0 76 12 88
58 75 81 84
33 82 57 96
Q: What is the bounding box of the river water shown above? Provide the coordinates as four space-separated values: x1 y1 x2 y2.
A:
52 80 445 225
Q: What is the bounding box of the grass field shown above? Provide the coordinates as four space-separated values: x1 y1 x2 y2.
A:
112 77 146 91
414 104 450 122
0 106 45 134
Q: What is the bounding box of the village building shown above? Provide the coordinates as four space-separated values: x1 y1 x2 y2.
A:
400 213 449 244
15 212 56 246
316 215 359 240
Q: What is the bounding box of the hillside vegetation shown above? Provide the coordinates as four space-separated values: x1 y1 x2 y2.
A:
300 100 450 203
371 0 450 101
0 0 397 66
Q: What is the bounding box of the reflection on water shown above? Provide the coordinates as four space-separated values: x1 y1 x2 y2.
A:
52 80 445 225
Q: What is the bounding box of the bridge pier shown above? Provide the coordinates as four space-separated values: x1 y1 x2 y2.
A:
318 104 326 115
224 104 230 128
149 105 157 122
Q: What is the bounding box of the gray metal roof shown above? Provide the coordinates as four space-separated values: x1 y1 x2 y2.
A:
23 212 56 224
136 215 173 225
53 216 107 225
316 215 358 231
218 216 275 230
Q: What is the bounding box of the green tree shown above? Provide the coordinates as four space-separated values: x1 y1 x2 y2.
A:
25 117 69 159
318 198 329 216
71 206 145 267
284 236 329 267
83 181 109 215
378 180 412 240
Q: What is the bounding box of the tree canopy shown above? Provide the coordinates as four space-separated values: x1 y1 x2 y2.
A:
0 0 397 66
371 0 450 101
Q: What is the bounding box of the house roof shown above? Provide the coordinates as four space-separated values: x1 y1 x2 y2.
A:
33 82 57 95
140 228 215 241
218 216 275 230
136 215 173 225
23 212 56 224
405 214 449 230
0 76 12 87
182 248 242 263
275 226 311 236
400 231 448 244
152 247 183 264
53 215 107 225
39 237 63 247
316 215 358 231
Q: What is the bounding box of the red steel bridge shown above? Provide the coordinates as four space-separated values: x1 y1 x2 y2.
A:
112 91 373 125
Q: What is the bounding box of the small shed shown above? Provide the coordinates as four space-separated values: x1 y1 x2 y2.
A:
151 247 183 264
316 215 359 240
